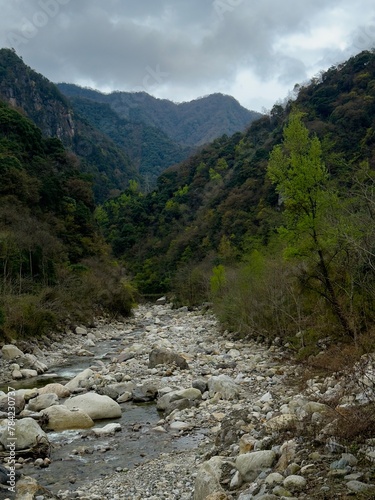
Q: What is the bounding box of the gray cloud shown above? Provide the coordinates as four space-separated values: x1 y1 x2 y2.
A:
1 0 375 110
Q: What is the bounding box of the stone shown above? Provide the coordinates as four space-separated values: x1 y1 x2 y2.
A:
41 405 94 431
64 393 122 419
13 475 39 499
0 463 21 484
90 423 122 436
27 393 59 412
75 326 87 335
1 344 24 360
236 450 276 482
20 369 38 378
149 347 189 370
0 394 25 415
193 456 225 500
65 368 94 392
192 378 208 394
265 472 284 485
117 391 132 403
173 387 202 401
346 480 375 493
265 414 297 432
169 421 191 431
283 475 307 492
207 374 240 400
0 418 48 451
38 383 71 398
12 369 23 380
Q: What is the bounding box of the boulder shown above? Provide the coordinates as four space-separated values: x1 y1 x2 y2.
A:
65 368 94 392
27 393 59 412
283 474 307 492
1 344 23 360
265 414 297 432
0 394 25 415
0 418 48 451
64 393 122 419
236 450 276 482
20 369 38 378
38 383 71 398
193 456 225 500
41 405 94 431
149 347 189 370
208 375 240 400
90 423 121 436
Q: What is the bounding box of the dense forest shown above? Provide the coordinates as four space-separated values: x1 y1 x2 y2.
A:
96 50 375 359
0 99 135 340
2 48 375 362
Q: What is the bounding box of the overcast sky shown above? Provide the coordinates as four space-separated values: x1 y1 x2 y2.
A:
1 0 375 112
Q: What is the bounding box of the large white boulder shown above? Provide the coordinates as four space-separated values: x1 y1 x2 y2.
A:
64 392 122 419
41 405 94 431
0 418 48 451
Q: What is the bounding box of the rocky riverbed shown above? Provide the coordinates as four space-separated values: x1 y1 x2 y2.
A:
1 301 375 500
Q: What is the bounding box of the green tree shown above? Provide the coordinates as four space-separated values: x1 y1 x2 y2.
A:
268 112 355 338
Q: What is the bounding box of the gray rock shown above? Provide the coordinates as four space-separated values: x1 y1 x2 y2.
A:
27 393 59 412
149 347 189 370
208 374 240 400
64 392 122 419
65 368 94 392
1 344 24 360
0 417 48 451
193 456 224 500
346 480 375 493
192 378 208 394
236 450 276 482
283 474 307 492
0 394 25 415
41 405 94 431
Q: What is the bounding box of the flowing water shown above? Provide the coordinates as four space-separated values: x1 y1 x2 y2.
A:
3 334 206 496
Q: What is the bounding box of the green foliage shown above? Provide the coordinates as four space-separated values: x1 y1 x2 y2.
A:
210 265 226 296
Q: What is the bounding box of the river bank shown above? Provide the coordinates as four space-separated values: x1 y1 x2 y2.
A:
1 302 375 499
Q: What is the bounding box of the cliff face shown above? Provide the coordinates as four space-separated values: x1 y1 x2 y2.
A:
0 49 75 145
0 49 139 202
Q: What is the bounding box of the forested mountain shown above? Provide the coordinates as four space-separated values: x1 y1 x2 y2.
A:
96 50 375 353
0 99 135 340
0 49 139 201
57 83 261 146
66 96 192 186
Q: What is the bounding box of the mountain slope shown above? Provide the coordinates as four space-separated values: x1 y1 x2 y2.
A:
57 83 262 147
0 49 139 201
67 96 193 185
96 50 375 295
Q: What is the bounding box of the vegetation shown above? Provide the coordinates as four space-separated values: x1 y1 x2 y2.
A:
0 100 135 341
58 84 262 147
0 49 139 203
95 50 375 360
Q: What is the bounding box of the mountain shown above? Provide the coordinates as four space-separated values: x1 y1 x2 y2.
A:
96 50 375 347
0 98 135 339
57 84 262 147
65 95 192 186
0 49 139 202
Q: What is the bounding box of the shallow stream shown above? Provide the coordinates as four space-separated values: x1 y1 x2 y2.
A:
4 332 205 496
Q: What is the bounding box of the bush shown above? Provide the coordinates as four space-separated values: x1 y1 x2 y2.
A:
3 294 57 339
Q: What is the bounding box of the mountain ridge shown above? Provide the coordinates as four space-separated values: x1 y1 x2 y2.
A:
57 83 262 147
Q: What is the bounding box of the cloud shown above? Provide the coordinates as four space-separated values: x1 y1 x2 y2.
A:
1 0 375 110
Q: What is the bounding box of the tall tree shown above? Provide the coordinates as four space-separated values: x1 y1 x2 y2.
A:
268 112 355 338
